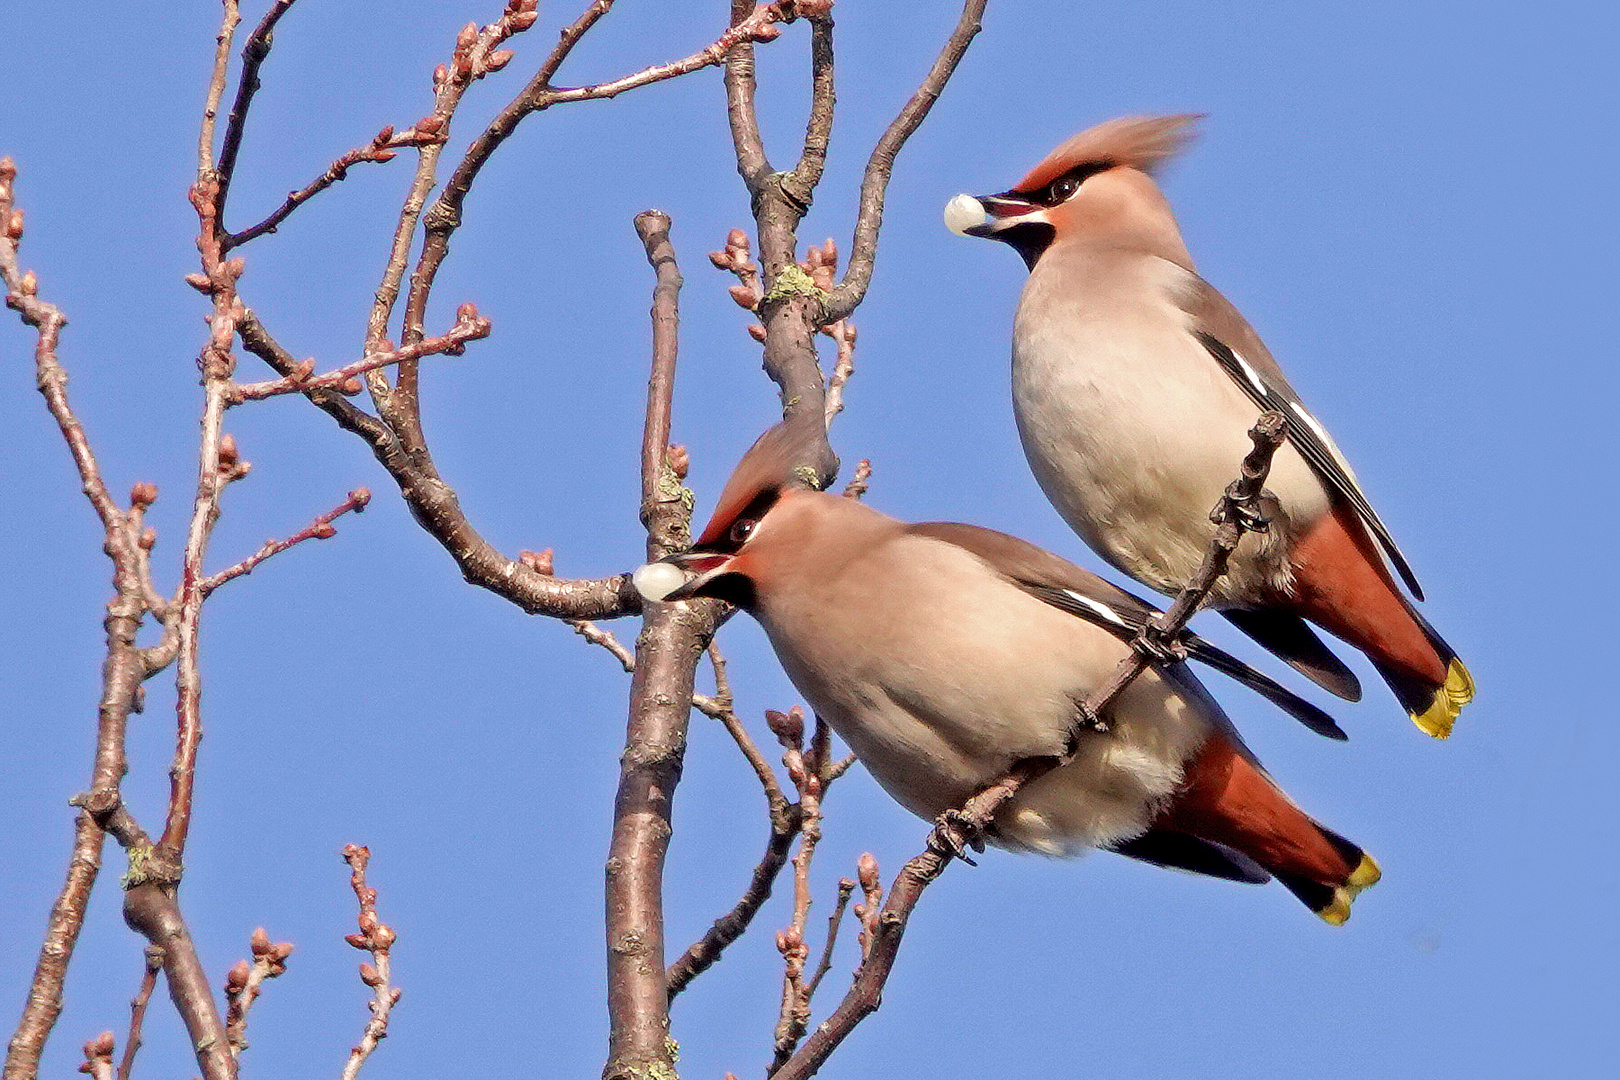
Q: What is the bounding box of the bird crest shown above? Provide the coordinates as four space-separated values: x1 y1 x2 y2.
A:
1016 114 1202 194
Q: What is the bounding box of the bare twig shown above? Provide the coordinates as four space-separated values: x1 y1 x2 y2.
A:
571 620 638 672
665 802 802 1001
2 159 157 1080
226 305 489 403
724 0 772 185
223 125 443 250
197 0 244 177
852 853 882 963
236 311 641 619
667 654 801 999
339 846 399 1080
366 0 540 421
788 9 836 198
770 713 837 1069
603 211 722 1080
115 948 162 1080
201 488 370 595
690 647 784 806
840 459 871 500
213 0 301 222
825 0 987 322
804 879 855 1002
396 0 798 423
223 929 293 1058
771 413 1289 1079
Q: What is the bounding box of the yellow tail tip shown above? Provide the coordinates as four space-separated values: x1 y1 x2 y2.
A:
1315 854 1381 926
1317 894 1352 926
1347 853 1382 891
1411 658 1475 739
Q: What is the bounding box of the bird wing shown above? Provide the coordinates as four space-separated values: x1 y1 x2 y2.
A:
1179 278 1425 600
907 522 1346 740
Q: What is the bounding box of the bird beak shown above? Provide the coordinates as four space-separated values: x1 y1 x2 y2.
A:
631 551 733 604
943 192 1044 238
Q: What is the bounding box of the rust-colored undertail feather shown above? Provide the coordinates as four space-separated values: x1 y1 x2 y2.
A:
1290 504 1473 738
1158 732 1379 924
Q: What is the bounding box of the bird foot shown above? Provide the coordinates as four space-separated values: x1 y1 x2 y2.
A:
1131 615 1188 664
1214 482 1272 533
929 809 986 865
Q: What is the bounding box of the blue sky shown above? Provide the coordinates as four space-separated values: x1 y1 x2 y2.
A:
2 2 1615 1077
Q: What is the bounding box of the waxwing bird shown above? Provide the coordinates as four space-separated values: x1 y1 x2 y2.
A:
943 114 1473 738
633 424 1380 923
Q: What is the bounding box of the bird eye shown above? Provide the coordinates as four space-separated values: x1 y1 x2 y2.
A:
729 518 757 545
1048 176 1081 203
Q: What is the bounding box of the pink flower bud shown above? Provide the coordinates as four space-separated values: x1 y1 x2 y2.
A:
666 444 690 479
350 488 372 509
728 284 757 309
130 481 158 508
225 959 251 991
857 851 880 893
250 927 271 954
486 49 514 72
765 708 804 746
747 323 767 342
457 22 478 49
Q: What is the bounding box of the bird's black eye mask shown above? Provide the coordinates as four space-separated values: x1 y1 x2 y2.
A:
697 487 781 556
1015 160 1114 207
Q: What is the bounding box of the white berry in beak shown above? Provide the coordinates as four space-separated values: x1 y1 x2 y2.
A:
632 560 689 602
943 193 988 236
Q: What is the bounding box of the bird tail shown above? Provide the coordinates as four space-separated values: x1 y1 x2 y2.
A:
1367 606 1475 739
1290 504 1474 738
1160 732 1380 924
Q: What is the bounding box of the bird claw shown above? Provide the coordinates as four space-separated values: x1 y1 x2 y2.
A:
1131 615 1187 664
1213 482 1271 532
929 810 985 864
1064 703 1109 754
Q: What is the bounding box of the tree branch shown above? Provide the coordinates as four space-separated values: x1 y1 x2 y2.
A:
226 304 489 404
824 0 986 322
772 412 1289 1079
222 929 292 1059
213 0 302 225
115 948 162 1080
339 846 400 1080
221 123 444 251
235 310 641 619
201 488 371 594
2 160 156 1080
603 211 722 1080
